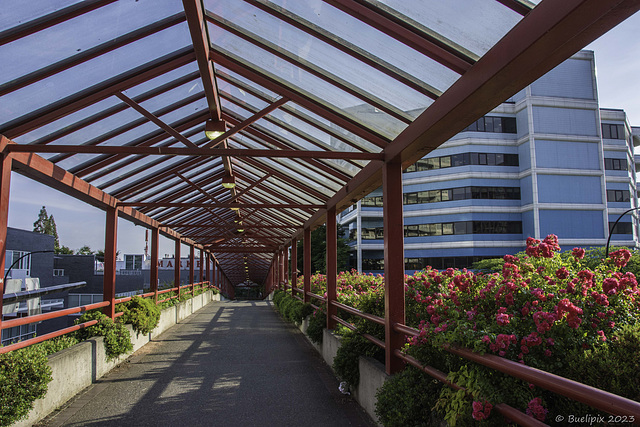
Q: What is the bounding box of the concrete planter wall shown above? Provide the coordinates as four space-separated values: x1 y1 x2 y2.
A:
288 308 389 426
14 290 221 427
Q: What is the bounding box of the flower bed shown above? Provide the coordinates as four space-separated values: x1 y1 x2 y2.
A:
304 235 640 425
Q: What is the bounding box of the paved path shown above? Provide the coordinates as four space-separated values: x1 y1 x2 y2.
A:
38 300 375 427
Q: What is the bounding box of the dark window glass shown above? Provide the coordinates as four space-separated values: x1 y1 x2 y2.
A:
610 222 633 234
485 117 494 132
503 117 517 133
604 158 627 171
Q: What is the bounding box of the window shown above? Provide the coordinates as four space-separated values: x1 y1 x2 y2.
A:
604 158 628 171
403 186 520 205
68 294 103 308
602 123 626 140
124 254 143 270
362 196 383 207
4 250 31 278
609 222 633 234
464 116 517 134
405 152 518 173
607 189 630 203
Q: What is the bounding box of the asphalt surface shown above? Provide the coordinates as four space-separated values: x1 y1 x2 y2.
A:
38 300 376 427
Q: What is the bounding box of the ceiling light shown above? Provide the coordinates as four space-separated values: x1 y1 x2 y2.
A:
222 174 236 189
237 228 244 233
205 119 226 140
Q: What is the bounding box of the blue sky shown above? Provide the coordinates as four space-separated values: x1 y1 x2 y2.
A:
7 11 640 258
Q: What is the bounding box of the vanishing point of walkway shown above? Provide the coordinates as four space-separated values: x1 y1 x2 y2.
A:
38 300 375 427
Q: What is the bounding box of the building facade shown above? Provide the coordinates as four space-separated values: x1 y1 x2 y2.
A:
340 51 640 273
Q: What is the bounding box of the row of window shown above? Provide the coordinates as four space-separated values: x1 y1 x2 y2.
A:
353 221 523 240
607 189 631 203
463 116 517 133
602 123 626 140
358 256 498 271
362 186 522 207
610 222 633 235
604 158 629 171
405 152 519 173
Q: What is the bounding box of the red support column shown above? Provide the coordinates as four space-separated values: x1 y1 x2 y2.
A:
209 256 213 288
150 227 159 304
103 207 118 319
326 207 337 330
383 158 406 375
174 239 181 298
189 245 195 294
290 238 297 298
274 252 279 289
0 150 12 330
199 249 204 282
284 244 289 290
213 260 217 288
204 253 209 282
303 228 311 304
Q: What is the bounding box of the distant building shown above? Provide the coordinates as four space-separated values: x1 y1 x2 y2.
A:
340 51 640 273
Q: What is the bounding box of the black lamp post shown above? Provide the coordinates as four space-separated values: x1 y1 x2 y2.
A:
605 207 640 258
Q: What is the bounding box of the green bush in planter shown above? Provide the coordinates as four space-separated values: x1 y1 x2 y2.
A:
75 310 133 360
306 307 325 344
375 365 443 427
332 332 383 388
117 296 160 335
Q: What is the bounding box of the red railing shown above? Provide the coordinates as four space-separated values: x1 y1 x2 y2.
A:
0 281 215 354
318 298 640 426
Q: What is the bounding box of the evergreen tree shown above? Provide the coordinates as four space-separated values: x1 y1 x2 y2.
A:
33 206 49 233
296 223 350 274
76 245 94 255
47 215 60 251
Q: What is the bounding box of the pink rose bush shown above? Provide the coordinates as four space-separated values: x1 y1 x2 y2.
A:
301 235 640 424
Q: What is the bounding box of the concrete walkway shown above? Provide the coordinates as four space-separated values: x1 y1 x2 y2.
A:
37 300 375 427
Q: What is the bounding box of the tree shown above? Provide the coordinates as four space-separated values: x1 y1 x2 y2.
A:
33 206 49 233
47 215 60 251
57 246 74 255
76 245 94 255
296 223 350 275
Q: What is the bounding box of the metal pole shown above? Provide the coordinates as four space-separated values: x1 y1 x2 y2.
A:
605 207 639 257
174 239 181 298
0 150 12 333
199 249 204 282
150 227 159 303
189 245 195 295
383 158 405 374
326 207 337 330
103 207 118 319
291 238 297 298
304 228 311 304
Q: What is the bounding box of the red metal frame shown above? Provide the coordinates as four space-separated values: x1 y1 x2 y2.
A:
0 142 12 330
326 207 337 330
303 228 311 304
150 227 159 303
290 238 297 298
103 207 118 319
383 159 405 374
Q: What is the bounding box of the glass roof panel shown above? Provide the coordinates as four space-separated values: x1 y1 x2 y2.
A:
256 0 461 91
0 24 192 126
1 0 183 86
208 26 407 139
367 0 522 57
0 0 83 32
206 2 433 117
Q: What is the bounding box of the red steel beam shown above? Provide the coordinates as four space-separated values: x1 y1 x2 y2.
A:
115 92 199 148
175 239 181 297
7 144 382 160
303 227 311 304
150 227 159 303
383 158 405 375
182 0 223 119
117 202 323 209
326 206 337 329
103 207 118 319
496 0 534 16
0 139 12 329
0 47 196 139
290 237 297 297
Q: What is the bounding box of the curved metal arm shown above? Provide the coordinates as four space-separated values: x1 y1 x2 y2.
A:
3 250 54 284
605 207 640 258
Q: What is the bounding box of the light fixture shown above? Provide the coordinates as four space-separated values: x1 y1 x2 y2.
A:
204 119 226 140
237 228 244 233
221 173 236 189
230 206 239 211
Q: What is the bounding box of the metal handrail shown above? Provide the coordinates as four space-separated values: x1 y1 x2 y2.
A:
1 300 110 329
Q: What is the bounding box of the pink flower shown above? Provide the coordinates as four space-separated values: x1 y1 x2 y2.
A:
472 401 493 421
609 249 632 268
572 247 585 260
526 398 548 421
555 267 569 280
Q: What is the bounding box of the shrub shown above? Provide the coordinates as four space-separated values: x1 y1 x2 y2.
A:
75 311 133 360
117 296 160 335
0 336 78 426
332 332 383 388
306 307 325 344
375 365 443 427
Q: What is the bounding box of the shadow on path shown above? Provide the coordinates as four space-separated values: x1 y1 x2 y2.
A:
38 300 375 427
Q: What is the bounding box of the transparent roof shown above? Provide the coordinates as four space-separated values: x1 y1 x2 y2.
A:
2 0 622 285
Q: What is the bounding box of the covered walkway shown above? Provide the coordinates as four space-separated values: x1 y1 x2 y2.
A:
37 300 374 427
